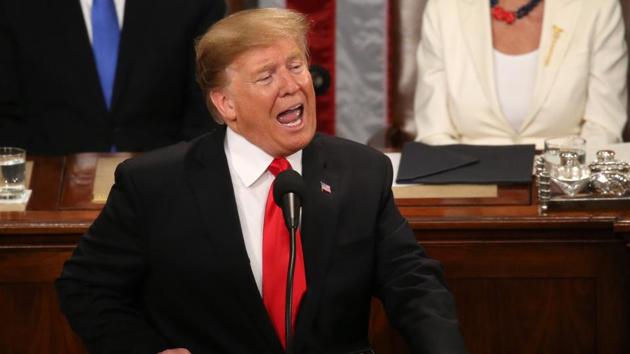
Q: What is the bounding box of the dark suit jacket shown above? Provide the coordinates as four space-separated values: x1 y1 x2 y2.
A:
56 127 467 354
0 0 225 154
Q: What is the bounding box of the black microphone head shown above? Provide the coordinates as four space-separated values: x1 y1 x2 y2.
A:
273 169 305 207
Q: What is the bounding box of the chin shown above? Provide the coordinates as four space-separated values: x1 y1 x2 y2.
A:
281 133 313 155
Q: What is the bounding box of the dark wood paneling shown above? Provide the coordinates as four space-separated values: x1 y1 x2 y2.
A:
60 153 134 210
0 283 86 354
27 156 64 211
370 237 629 354
451 278 596 354
0 249 87 354
59 154 99 210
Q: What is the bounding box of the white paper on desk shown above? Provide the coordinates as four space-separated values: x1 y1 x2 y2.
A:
385 152 402 187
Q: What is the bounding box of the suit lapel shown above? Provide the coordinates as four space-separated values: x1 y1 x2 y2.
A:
109 0 154 114
293 135 340 348
457 0 504 121
521 0 582 130
57 0 106 114
185 129 283 352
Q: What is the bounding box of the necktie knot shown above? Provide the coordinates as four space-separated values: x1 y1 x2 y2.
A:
268 157 291 177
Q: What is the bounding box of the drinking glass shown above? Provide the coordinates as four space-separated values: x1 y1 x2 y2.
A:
543 136 589 196
0 147 26 199
543 136 586 171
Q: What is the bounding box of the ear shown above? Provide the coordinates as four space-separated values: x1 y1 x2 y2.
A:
210 89 236 123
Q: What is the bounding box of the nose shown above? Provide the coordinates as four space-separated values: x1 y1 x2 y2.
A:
278 68 300 97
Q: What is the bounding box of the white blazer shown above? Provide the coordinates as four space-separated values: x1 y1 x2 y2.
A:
414 0 628 148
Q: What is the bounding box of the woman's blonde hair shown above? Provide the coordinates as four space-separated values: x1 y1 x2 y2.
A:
195 8 310 122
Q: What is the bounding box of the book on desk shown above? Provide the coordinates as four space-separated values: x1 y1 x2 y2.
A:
387 143 536 205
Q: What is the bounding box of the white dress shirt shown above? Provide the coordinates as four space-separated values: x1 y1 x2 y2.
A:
79 0 125 43
224 127 303 294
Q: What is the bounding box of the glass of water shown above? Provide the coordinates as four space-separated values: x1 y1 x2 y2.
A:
543 136 586 170
543 136 589 196
0 147 26 200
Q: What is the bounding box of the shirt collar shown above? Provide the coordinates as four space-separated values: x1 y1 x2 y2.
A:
225 127 303 187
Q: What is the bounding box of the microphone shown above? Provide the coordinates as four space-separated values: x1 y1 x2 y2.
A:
272 169 305 354
273 169 305 231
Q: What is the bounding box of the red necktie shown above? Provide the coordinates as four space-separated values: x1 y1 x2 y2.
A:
263 157 307 350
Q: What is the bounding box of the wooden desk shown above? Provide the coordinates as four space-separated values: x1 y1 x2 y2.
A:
1 154 628 354
372 205 630 354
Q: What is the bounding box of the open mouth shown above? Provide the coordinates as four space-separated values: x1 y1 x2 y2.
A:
276 104 304 127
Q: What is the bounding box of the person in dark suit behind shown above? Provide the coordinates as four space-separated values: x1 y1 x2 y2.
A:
0 0 226 155
56 8 468 354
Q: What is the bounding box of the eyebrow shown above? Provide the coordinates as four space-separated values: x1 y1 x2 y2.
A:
253 63 275 75
286 51 304 62
250 51 306 76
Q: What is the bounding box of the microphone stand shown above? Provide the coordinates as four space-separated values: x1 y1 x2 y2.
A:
285 225 297 354
283 193 301 354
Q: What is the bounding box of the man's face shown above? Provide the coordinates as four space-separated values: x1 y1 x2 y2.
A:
212 38 317 157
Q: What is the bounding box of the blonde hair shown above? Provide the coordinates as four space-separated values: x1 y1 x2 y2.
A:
195 8 310 122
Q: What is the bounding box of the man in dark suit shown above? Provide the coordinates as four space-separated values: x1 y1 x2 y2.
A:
0 0 226 154
56 8 468 354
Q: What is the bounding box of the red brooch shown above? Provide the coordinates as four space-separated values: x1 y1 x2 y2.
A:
492 6 516 24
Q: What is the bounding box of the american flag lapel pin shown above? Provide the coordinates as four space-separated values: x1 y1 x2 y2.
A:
320 181 332 194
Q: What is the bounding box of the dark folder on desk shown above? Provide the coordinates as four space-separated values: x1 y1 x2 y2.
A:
396 143 535 184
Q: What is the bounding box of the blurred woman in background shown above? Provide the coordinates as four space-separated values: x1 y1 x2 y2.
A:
414 0 628 148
